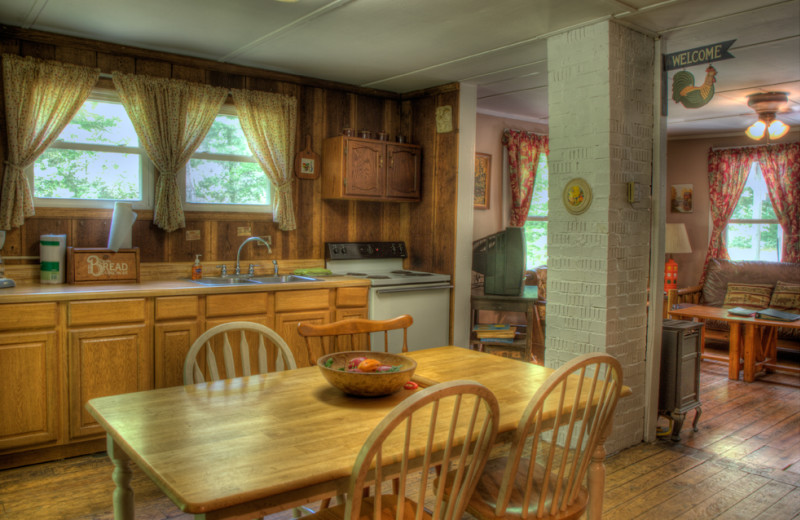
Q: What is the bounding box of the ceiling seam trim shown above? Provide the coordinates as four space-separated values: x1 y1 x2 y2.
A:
656 0 799 37
218 0 357 63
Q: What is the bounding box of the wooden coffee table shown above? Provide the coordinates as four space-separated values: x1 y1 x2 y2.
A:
668 305 800 382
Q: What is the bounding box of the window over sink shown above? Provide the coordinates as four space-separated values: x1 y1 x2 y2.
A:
29 90 272 213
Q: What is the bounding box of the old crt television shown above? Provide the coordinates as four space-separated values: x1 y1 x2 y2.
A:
472 227 526 296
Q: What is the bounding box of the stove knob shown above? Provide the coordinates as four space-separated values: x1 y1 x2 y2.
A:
341 246 347 255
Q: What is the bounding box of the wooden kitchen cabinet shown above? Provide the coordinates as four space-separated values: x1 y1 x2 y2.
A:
67 299 152 440
335 286 369 321
322 136 421 201
154 296 202 388
274 289 332 367
0 303 59 452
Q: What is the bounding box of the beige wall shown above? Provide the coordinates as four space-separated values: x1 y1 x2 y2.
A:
665 128 800 287
473 113 547 241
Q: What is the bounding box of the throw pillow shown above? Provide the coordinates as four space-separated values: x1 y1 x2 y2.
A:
769 281 800 312
722 283 773 309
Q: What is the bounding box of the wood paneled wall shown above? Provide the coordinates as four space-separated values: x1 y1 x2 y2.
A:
0 25 459 278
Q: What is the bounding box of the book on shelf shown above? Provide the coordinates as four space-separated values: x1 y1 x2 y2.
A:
475 326 517 339
479 337 516 344
727 307 757 317
754 308 800 322
472 323 512 331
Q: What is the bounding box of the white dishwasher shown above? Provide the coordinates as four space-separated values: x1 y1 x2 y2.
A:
325 242 452 352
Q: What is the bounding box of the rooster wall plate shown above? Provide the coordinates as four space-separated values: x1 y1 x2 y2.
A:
672 65 716 109
563 178 592 215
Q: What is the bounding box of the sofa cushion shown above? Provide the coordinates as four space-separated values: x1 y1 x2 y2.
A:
702 259 800 307
722 283 774 309
770 281 800 312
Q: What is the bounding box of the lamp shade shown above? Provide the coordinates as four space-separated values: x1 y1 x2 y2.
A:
665 223 692 254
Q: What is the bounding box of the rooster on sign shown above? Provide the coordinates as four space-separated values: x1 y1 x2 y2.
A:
672 65 717 108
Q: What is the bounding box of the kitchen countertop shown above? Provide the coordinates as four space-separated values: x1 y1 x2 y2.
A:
0 276 371 304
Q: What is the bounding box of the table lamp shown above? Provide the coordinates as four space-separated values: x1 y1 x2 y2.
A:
664 223 692 292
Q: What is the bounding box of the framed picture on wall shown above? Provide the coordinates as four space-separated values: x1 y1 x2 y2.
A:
671 184 693 213
474 153 491 209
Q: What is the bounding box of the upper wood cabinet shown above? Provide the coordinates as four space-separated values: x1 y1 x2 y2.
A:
322 136 421 202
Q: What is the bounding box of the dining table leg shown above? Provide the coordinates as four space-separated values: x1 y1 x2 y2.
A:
107 435 134 520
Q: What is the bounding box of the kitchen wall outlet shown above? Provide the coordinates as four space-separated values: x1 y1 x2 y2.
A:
256 235 272 246
627 181 642 203
236 226 252 237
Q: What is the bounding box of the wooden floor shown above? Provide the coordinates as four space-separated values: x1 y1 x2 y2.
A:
1 361 798 520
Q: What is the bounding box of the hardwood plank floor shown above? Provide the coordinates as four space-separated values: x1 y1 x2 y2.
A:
0 361 797 520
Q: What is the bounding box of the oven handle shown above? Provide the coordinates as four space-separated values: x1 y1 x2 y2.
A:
375 284 453 294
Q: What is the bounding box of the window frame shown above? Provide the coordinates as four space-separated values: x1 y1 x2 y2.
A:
524 154 549 270
27 88 154 210
724 160 782 261
179 104 273 214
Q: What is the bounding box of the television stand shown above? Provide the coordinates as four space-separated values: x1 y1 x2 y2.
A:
470 286 543 364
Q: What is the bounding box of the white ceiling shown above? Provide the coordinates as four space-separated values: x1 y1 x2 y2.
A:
2 0 798 137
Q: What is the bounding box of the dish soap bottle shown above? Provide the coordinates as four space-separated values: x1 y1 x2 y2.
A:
191 254 203 280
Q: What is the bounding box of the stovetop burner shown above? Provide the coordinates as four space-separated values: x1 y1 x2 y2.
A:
392 270 432 276
346 272 367 276
367 275 391 279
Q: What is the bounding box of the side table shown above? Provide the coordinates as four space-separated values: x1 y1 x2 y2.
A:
470 286 543 363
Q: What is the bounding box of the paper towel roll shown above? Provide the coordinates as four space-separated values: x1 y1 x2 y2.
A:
108 201 137 252
40 234 67 284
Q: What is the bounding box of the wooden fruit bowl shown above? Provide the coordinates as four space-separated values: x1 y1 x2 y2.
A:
317 351 417 397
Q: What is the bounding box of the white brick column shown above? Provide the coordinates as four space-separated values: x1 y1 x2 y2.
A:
547 21 654 452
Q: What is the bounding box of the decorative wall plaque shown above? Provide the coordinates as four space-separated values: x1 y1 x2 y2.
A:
562 178 592 215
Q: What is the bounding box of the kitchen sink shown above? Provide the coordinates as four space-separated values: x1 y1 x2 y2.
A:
247 275 320 284
188 275 320 286
189 276 260 285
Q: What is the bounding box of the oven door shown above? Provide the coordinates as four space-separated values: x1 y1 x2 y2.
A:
369 283 452 352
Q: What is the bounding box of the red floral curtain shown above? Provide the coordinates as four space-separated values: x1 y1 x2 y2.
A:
502 130 548 226
700 146 760 284
756 142 800 262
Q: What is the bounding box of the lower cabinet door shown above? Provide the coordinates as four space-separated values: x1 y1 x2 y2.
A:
154 320 201 388
0 331 59 451
68 324 151 440
275 310 330 367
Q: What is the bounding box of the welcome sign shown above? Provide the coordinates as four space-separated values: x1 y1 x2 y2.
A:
663 40 736 71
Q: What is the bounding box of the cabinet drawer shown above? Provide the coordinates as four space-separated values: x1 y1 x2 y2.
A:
336 287 368 308
155 296 200 320
206 292 268 317
275 289 330 312
0 302 58 331
68 299 146 326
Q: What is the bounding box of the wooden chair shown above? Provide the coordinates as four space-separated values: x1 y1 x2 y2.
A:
445 352 623 520
183 321 297 384
301 380 500 520
297 315 413 365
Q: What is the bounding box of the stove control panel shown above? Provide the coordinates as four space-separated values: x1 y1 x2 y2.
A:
325 241 407 260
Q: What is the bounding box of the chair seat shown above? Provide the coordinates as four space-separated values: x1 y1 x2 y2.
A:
458 457 588 520
301 493 431 520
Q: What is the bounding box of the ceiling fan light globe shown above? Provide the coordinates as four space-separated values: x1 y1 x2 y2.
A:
767 120 789 140
745 121 766 140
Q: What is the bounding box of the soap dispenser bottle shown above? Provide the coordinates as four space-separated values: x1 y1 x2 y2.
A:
191 254 203 280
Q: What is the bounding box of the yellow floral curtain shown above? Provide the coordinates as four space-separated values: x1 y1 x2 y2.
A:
112 72 228 232
231 89 297 231
0 54 99 230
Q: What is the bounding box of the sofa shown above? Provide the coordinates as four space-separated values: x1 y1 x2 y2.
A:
668 259 800 350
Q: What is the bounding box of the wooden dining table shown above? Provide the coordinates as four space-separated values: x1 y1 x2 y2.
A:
87 346 629 520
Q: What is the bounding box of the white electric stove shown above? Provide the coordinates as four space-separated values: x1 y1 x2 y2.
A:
325 242 452 352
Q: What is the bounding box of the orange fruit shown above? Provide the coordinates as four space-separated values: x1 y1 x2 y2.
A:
357 358 382 372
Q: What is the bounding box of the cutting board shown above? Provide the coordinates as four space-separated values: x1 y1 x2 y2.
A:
294 135 320 179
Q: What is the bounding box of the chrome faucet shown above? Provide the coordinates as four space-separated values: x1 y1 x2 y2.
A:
235 237 272 275
272 259 279 276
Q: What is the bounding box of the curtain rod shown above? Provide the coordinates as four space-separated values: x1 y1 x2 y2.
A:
710 141 797 151
503 128 546 135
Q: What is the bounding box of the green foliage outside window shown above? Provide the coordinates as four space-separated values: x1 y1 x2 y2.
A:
524 156 549 269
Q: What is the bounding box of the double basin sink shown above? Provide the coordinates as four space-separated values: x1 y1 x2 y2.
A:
190 275 320 286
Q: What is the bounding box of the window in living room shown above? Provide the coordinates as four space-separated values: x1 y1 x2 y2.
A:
524 155 548 269
726 161 782 261
30 91 153 209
